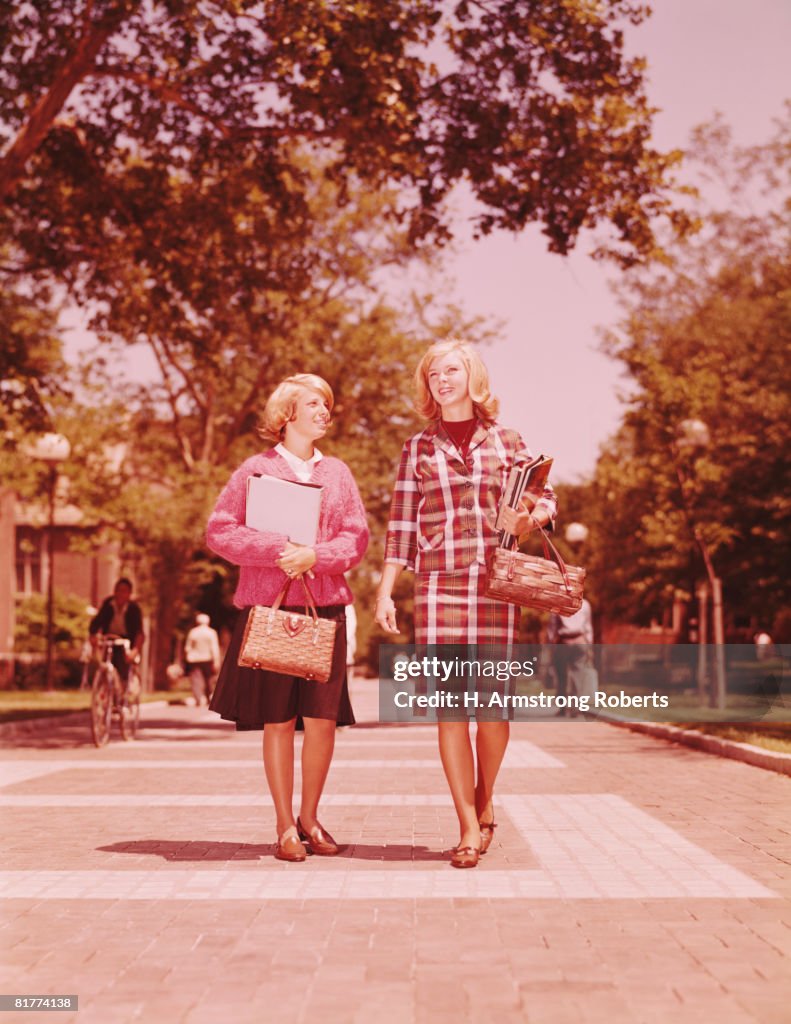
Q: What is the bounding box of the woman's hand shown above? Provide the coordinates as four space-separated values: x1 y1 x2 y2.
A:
499 505 542 536
375 595 399 634
277 542 317 578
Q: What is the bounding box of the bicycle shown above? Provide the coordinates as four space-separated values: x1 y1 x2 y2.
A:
89 636 141 747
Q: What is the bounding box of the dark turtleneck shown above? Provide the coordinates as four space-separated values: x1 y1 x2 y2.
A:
442 417 477 459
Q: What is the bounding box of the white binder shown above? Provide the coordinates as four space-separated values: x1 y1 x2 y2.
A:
245 475 323 545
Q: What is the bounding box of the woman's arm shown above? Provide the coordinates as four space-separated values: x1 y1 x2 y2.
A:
382 441 420 572
311 465 370 575
499 433 558 537
206 462 289 568
376 441 419 633
499 501 553 537
374 562 405 634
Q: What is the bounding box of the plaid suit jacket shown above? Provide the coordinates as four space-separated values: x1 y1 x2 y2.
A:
384 420 557 573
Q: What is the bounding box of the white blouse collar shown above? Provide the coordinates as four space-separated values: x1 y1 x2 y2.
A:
275 442 323 476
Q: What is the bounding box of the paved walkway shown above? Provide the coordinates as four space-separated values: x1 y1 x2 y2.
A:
1 680 789 1023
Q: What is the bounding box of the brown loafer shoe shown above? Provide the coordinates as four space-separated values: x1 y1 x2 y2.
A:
479 821 497 855
450 845 481 869
275 827 307 862
297 817 339 856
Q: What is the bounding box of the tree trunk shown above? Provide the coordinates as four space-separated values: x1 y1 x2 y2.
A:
150 546 190 690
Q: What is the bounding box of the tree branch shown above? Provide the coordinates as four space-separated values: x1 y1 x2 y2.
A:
146 333 195 471
155 330 207 414
92 69 233 140
199 380 215 465
216 355 273 464
0 3 131 201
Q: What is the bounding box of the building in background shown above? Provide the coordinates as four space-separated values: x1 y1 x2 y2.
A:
0 490 119 687
0 490 15 687
14 500 118 605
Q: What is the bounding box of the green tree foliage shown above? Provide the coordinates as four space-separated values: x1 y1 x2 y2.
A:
0 0 695 675
13 590 91 688
587 114 791 631
1 0 690 272
14 589 91 655
47 170 483 680
0 280 65 437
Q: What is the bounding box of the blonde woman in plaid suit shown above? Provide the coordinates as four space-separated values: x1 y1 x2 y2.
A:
375 339 557 868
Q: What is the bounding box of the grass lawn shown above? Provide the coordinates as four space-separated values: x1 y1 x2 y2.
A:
0 688 186 723
675 722 791 755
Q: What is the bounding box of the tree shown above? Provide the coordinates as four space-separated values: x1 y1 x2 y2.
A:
0 0 696 676
1 0 691 275
587 114 791 632
13 590 91 688
0 277 70 508
0 280 65 436
46 164 487 682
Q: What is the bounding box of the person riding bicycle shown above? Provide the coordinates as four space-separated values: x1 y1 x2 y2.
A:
89 577 145 689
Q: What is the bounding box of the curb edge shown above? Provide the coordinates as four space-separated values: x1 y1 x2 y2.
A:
603 717 791 777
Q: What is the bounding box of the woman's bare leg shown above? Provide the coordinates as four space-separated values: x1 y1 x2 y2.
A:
263 719 297 836
437 721 481 849
298 717 337 830
474 720 510 824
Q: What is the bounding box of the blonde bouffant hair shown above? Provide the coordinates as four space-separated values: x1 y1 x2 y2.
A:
258 374 334 444
414 339 499 423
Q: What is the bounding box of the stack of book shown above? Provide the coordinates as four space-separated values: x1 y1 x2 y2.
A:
245 475 323 545
495 454 553 548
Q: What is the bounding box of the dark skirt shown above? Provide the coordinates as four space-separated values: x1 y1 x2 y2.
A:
209 605 354 731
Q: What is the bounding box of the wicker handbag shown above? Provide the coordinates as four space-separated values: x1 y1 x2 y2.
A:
238 575 337 683
485 526 586 616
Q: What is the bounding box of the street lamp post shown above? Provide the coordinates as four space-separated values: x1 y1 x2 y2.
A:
675 419 726 711
32 433 71 691
565 522 589 547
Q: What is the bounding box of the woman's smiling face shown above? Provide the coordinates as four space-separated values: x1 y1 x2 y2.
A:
427 352 470 408
287 387 331 440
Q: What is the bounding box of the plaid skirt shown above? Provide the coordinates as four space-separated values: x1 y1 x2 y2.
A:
412 564 519 719
414 563 518 645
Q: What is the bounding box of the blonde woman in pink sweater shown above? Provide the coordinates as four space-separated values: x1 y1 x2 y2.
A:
207 374 369 862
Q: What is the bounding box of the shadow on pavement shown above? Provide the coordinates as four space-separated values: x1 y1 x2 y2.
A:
130 716 237 735
0 711 238 749
97 840 445 862
98 840 273 860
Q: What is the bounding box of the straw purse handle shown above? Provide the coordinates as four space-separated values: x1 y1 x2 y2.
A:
270 573 320 623
500 523 573 593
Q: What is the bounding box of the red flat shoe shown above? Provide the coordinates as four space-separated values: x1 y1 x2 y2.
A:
297 817 339 856
450 845 481 869
275 826 307 862
479 821 498 855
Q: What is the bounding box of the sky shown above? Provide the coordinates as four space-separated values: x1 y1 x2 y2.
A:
445 0 791 481
61 0 791 481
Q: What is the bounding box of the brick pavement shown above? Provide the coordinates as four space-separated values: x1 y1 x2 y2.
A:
0 680 789 1024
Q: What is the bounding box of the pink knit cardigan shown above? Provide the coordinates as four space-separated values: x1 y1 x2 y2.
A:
206 449 369 608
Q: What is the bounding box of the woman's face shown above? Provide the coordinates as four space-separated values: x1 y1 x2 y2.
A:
286 387 331 441
427 352 471 408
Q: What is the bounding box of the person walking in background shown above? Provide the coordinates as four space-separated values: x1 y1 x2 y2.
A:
375 339 557 868
547 598 594 715
184 613 220 706
206 374 369 862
